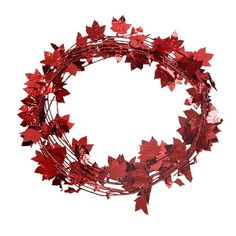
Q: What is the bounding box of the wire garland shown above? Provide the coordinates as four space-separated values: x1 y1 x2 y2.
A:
19 16 222 214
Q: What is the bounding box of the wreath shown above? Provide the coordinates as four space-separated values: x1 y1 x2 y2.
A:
19 16 222 214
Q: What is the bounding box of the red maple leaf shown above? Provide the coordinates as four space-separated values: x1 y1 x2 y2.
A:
178 109 201 145
40 122 50 139
177 56 203 78
72 136 93 157
150 141 166 171
64 60 85 76
180 164 193 182
129 167 151 188
46 144 67 164
52 173 67 188
150 160 162 171
24 69 52 97
153 35 183 56
65 63 82 76
76 32 87 47
193 48 213 66
154 64 176 90
54 88 70 103
58 114 74 131
18 105 36 127
108 155 127 180
68 161 85 184
174 46 192 59
77 136 87 146
25 69 42 81
86 20 105 41
25 69 44 91
32 150 60 180
169 138 186 161
111 16 131 34
130 27 147 49
41 45 65 66
139 137 160 163
130 35 147 49
196 123 220 152
185 87 204 106
135 195 148 215
125 52 149 70
21 128 41 144
49 114 74 137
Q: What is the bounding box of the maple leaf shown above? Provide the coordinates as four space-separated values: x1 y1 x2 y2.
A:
193 48 213 66
21 95 38 107
49 114 74 137
40 122 50 139
130 27 147 49
41 45 65 67
57 114 74 133
24 69 53 97
129 167 151 188
52 173 67 189
18 105 36 127
72 136 93 158
108 155 127 180
130 35 147 49
139 137 160 163
25 69 42 80
21 128 41 145
68 161 84 184
135 195 148 215
32 150 59 180
77 136 94 152
169 138 186 161
177 56 203 78
155 64 176 90
180 164 193 182
196 123 220 152
177 109 201 145
185 87 204 106
153 35 183 56
149 141 166 171
150 160 162 171
76 32 87 47
174 46 192 59
54 88 70 103
111 16 131 34
125 52 149 70
86 20 105 41
65 63 83 76
46 144 67 164
78 136 88 145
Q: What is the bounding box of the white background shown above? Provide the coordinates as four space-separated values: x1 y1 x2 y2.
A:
0 0 235 235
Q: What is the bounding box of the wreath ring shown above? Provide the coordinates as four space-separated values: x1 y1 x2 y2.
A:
19 16 222 214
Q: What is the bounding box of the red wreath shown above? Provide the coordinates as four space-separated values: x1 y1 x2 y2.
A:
19 16 222 214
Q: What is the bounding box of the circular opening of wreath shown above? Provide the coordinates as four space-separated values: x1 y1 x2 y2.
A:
19 16 222 215
66 58 188 165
